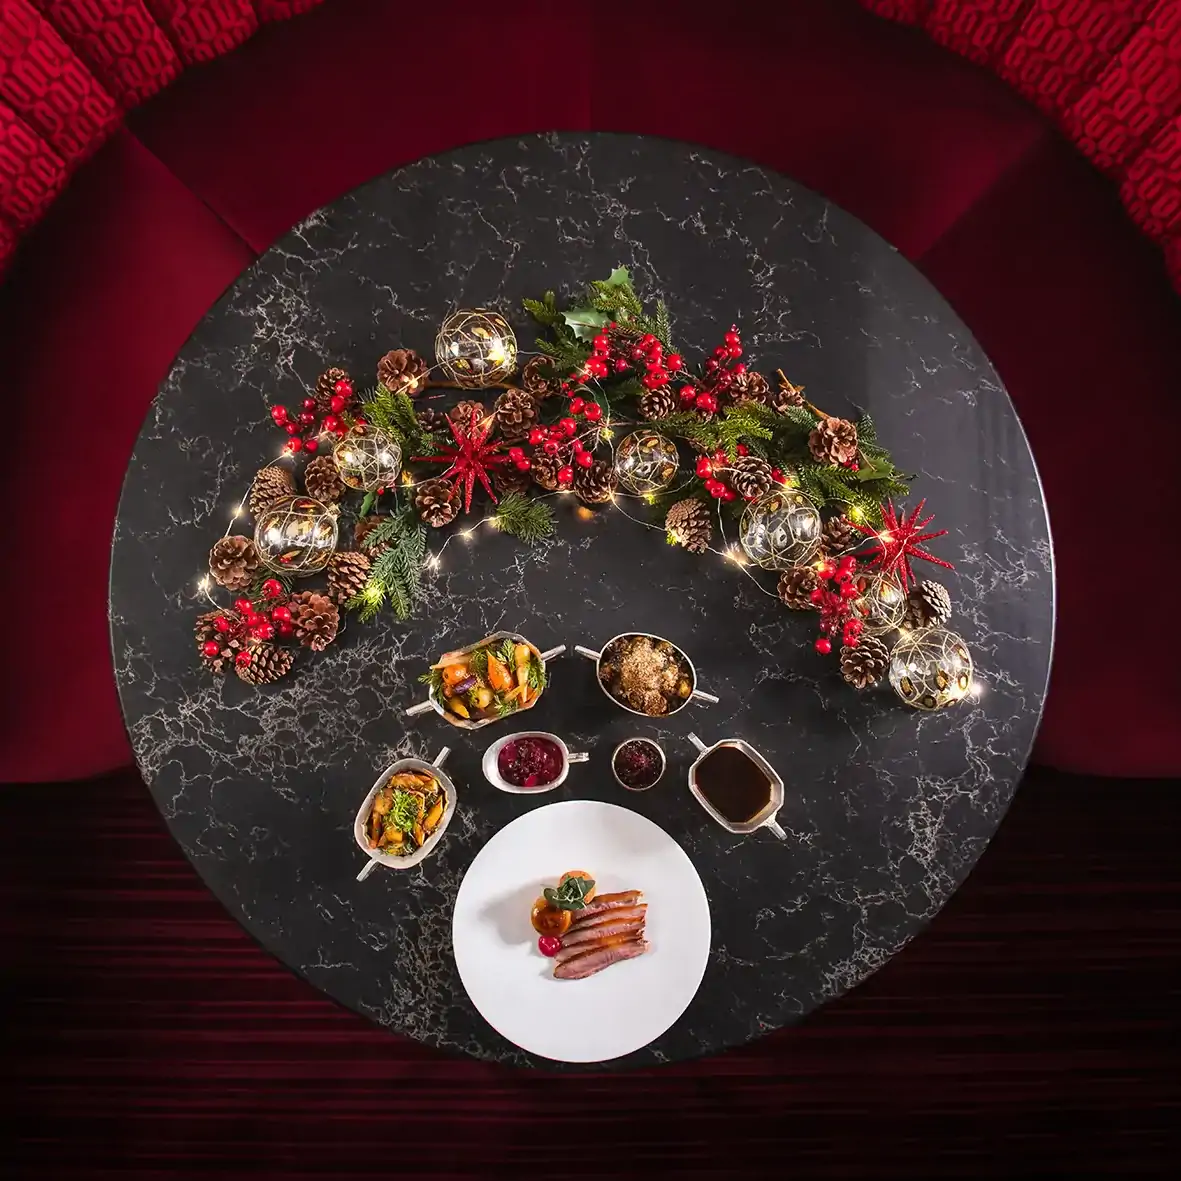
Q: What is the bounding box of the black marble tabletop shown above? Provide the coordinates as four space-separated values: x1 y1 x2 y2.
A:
110 133 1053 1069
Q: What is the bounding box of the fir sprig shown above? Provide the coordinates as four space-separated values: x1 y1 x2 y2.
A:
361 383 434 454
346 510 426 621
418 666 445 697
493 493 554 544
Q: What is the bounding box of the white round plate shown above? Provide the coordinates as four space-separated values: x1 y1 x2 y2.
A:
452 799 711 1063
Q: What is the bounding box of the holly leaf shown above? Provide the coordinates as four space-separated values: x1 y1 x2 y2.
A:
854 459 895 482
359 491 376 516
603 266 631 289
563 306 610 341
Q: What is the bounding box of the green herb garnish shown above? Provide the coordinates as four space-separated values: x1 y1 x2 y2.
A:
527 655 546 693
419 666 445 696
542 875 597 911
389 790 422 833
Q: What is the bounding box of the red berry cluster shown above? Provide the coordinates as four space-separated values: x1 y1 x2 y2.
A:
568 326 683 390
271 377 356 455
809 554 865 654
201 579 294 667
520 394 607 483
678 326 745 416
694 444 787 501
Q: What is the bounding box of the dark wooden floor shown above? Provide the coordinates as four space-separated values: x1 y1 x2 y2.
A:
4 764 1178 1178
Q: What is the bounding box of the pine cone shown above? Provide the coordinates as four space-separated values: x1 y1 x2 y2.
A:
377 348 428 397
494 465 532 497
249 465 295 516
195 611 242 676
354 515 388 556
209 535 261 592
573 458 616 505
326 550 372 604
777 565 819 610
449 399 485 427
303 454 347 503
235 643 296 686
493 387 538 442
520 355 560 401
822 514 860 554
666 497 712 553
639 386 677 421
315 367 351 413
809 416 858 466
414 477 459 528
840 634 890 688
730 455 774 501
903 580 952 630
731 370 770 404
289 590 340 652
415 406 449 436
773 374 806 411
530 453 563 492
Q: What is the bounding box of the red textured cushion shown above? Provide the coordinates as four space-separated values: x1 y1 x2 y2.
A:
143 0 257 64
919 133 1181 777
0 129 254 783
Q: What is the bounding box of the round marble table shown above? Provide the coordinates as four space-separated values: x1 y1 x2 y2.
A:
110 134 1053 1068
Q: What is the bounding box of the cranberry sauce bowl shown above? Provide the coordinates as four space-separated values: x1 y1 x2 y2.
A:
481 731 588 794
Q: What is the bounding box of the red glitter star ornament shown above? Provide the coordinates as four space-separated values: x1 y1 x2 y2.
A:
851 499 954 592
412 406 507 513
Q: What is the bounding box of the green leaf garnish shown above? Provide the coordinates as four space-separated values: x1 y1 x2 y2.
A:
542 875 596 911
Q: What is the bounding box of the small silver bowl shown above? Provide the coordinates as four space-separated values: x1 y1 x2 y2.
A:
610 737 666 792
481 731 588 794
574 632 719 718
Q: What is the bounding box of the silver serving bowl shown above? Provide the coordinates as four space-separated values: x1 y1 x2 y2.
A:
574 632 719 718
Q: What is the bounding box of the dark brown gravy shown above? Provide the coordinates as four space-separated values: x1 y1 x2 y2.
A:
692 744 772 823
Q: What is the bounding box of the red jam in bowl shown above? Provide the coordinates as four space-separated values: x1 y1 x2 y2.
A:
497 736 565 788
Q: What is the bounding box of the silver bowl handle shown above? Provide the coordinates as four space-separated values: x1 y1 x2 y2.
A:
764 818 787 841
566 751 589 763
687 732 708 753
356 858 380 881
538 644 566 662
574 645 602 661
691 688 720 704
405 700 436 717
433 745 451 768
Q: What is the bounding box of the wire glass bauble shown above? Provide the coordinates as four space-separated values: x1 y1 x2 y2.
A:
613 430 680 495
331 428 402 492
888 626 973 710
253 495 339 575
739 488 822 570
854 570 907 636
434 309 517 388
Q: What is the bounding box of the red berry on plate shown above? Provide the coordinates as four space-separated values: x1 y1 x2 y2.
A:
538 936 561 957
584 402 603 423
815 637 832 655
202 641 221 658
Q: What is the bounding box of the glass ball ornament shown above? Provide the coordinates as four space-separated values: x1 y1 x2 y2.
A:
888 626 974 710
739 488 822 570
613 430 680 495
434 308 517 388
854 570 907 636
253 495 339 576
331 428 402 492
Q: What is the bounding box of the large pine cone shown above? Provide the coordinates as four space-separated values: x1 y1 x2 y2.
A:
531 453 563 492
773 374 806 411
840 634 890 688
289 590 340 652
303 453 346 503
730 455 774 500
448 399 485 427
665 497 712 553
731 370 771 404
809 416 858 466
315 367 351 413
573 458 616 505
354 515 390 556
493 387 538 441
494 465 532 497
822 514 860 554
249 465 295 517
377 348 428 397
777 565 819 610
235 643 295 686
209 535 261 592
520 355 560 401
639 386 677 421
414 477 459 527
195 611 242 676
326 550 372 604
903 580 952 630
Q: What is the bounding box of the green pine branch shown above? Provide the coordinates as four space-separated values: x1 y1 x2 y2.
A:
493 492 554 544
522 291 564 329
360 383 433 455
346 509 426 621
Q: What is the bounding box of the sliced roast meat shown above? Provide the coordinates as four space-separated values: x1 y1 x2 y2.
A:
559 915 645 949
567 892 644 926
554 938 650 980
568 904 647 932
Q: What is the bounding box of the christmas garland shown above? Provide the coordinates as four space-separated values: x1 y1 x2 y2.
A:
195 268 970 705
